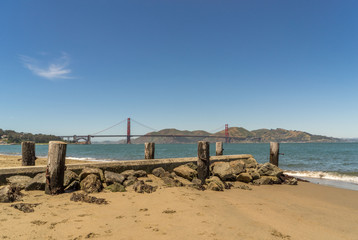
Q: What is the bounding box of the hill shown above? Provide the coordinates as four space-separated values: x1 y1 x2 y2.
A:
0 129 62 144
130 127 339 144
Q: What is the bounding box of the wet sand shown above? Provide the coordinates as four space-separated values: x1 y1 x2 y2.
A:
1 180 358 240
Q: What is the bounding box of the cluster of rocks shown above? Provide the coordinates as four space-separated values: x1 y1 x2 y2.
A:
0 157 298 203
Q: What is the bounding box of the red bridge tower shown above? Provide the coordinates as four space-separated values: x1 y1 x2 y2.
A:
127 118 131 144
225 124 229 143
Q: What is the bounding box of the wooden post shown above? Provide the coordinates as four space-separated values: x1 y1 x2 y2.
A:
21 141 36 166
144 142 155 159
197 141 210 185
45 141 67 195
270 142 279 166
216 142 223 156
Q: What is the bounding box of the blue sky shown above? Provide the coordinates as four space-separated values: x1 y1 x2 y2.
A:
0 0 357 138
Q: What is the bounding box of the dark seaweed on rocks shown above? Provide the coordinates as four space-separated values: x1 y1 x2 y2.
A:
70 193 108 205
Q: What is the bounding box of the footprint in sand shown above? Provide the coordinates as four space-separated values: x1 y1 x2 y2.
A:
162 209 176 214
139 208 148 212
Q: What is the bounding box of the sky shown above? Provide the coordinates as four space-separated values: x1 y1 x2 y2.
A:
0 0 357 138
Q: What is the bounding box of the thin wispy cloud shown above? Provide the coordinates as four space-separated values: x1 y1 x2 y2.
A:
20 52 74 80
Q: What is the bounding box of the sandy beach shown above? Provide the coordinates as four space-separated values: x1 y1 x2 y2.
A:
0 176 357 239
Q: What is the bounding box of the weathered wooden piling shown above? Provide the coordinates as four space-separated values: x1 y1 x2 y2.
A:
197 141 210 185
270 142 279 166
216 142 223 156
144 142 155 159
45 141 67 195
21 141 36 166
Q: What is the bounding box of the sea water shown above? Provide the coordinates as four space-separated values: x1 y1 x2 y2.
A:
1 142 358 191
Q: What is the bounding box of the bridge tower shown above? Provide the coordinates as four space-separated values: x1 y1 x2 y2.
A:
225 124 229 143
127 118 131 144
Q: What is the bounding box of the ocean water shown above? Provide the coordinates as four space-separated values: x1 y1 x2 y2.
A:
1 142 358 190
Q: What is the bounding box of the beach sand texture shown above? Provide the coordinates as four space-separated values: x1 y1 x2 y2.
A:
1 180 358 240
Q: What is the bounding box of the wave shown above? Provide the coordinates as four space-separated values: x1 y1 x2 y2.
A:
285 170 358 185
66 156 113 162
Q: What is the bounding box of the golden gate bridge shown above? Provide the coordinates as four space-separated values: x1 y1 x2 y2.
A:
59 118 259 144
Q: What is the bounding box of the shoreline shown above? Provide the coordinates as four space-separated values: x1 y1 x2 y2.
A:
2 153 358 191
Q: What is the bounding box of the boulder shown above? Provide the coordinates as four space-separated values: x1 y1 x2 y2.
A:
133 180 157 193
186 162 198 170
258 163 283 177
173 165 198 181
64 170 79 187
64 180 80 192
123 178 136 187
6 175 32 189
80 174 102 193
152 167 166 178
246 168 260 180
161 177 184 187
79 168 104 182
205 176 225 191
242 157 258 168
105 183 126 192
0 185 22 203
25 172 46 191
210 162 236 181
104 171 126 184
133 170 147 178
119 170 135 178
229 160 246 175
253 176 281 185
237 173 253 183
284 178 298 185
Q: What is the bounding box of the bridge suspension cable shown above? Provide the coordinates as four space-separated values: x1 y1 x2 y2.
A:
208 125 226 134
91 119 127 135
131 119 158 132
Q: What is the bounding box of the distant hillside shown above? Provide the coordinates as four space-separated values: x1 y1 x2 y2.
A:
130 127 340 144
0 129 62 144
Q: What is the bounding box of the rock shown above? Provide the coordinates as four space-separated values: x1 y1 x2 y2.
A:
284 178 298 185
64 180 80 192
186 162 198 170
210 162 236 181
242 157 258 168
174 176 192 186
173 165 198 181
6 175 32 189
133 170 147 178
206 176 225 191
79 168 105 182
253 176 279 185
133 180 157 193
105 183 126 192
64 170 79 187
236 184 252 190
120 170 135 178
70 193 108 204
152 167 166 177
191 177 202 185
229 160 246 175
246 168 260 180
237 173 253 183
0 185 22 203
80 174 102 193
11 203 40 213
104 171 126 184
123 178 136 187
25 173 46 191
258 163 283 177
170 172 177 178
161 177 184 187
